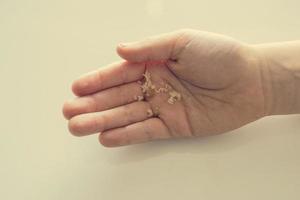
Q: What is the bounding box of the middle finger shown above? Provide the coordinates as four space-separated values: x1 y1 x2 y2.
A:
63 82 143 119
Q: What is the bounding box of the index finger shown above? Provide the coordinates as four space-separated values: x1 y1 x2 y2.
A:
72 61 145 96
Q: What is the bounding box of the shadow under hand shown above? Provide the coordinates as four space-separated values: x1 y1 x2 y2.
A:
103 123 260 165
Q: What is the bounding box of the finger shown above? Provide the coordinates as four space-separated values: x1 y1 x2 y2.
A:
63 82 143 119
116 29 191 62
68 101 152 136
72 61 145 96
99 118 171 147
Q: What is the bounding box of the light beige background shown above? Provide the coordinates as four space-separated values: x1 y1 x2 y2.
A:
1 0 300 199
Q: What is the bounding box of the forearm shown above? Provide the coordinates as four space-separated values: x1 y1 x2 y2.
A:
254 41 300 115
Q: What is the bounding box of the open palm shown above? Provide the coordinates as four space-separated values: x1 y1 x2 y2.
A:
63 29 266 147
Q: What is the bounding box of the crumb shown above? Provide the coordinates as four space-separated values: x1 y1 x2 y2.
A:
141 70 156 97
140 70 182 105
155 86 168 93
137 95 144 101
155 83 172 94
153 107 160 116
167 98 174 104
168 90 181 104
134 95 144 101
147 108 153 117
165 83 171 90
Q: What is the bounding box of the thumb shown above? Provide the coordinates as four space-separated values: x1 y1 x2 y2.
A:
116 30 190 63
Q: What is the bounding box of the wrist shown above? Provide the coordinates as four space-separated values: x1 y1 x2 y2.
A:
254 42 300 116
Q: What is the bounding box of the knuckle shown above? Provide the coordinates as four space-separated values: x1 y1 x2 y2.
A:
133 84 143 97
114 85 128 104
119 64 128 84
85 96 97 111
98 114 107 132
96 70 104 89
123 104 135 124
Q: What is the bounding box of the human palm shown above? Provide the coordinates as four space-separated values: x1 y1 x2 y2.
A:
63 29 266 147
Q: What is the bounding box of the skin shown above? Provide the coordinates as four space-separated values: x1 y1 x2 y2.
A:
62 29 300 147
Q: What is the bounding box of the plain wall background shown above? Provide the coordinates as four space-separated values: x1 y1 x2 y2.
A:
1 0 300 199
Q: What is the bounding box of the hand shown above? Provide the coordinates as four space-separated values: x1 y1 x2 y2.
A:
63 29 267 147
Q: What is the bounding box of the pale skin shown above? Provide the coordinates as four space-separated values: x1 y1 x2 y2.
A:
62 29 300 147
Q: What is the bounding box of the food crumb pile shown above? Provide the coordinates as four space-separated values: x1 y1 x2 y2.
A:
136 70 182 117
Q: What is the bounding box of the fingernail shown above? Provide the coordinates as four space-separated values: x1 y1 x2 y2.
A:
119 43 128 48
